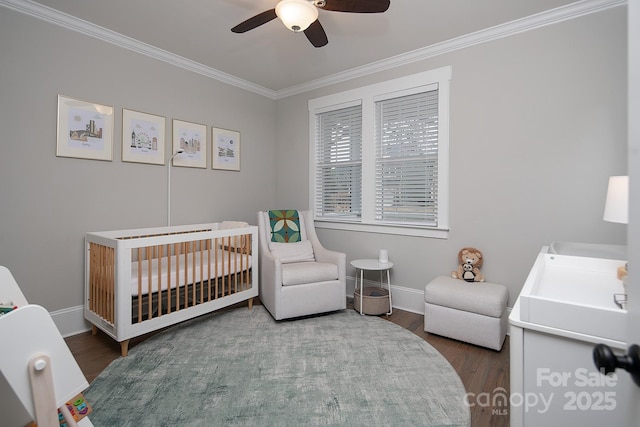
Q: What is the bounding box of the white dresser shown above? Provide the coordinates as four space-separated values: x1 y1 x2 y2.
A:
509 244 630 427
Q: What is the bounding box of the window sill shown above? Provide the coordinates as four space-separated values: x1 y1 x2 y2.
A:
314 219 449 239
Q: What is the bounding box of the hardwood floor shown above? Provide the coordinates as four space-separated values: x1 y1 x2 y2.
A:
380 308 510 427
65 302 509 427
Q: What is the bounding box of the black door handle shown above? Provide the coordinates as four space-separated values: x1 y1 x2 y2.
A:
593 343 640 387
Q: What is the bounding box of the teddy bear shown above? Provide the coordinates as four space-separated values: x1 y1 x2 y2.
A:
451 247 485 282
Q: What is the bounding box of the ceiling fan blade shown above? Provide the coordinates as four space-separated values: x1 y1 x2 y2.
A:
304 20 328 48
231 9 277 33
322 0 390 13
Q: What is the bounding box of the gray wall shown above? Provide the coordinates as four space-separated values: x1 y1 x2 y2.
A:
0 9 276 310
274 7 628 306
0 5 628 314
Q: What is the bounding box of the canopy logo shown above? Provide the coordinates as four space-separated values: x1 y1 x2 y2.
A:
464 368 619 415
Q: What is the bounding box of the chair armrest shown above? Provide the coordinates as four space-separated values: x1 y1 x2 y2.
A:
313 245 345 266
259 244 282 286
258 247 282 314
315 246 346 284
299 210 346 282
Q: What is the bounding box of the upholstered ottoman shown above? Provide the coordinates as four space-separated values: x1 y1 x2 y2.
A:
424 276 508 351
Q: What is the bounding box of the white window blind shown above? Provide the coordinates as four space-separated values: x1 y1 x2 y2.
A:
315 104 362 219
375 89 439 226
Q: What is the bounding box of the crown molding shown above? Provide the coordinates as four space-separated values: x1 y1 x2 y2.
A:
276 0 627 98
0 0 278 99
0 0 626 100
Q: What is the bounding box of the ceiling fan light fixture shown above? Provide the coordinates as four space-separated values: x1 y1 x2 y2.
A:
275 0 318 32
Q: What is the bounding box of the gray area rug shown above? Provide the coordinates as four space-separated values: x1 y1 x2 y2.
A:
85 306 470 426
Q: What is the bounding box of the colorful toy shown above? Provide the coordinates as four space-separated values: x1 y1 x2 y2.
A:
58 393 92 426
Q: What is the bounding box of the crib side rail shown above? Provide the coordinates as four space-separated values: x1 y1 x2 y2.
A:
84 236 116 330
128 231 255 324
85 225 258 345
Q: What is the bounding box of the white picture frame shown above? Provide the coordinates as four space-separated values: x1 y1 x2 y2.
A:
172 119 207 168
122 108 166 165
212 127 240 171
56 95 114 161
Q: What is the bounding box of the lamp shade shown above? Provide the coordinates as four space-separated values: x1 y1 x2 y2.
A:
603 175 628 224
276 0 318 32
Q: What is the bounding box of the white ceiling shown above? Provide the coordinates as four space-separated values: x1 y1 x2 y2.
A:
8 0 604 94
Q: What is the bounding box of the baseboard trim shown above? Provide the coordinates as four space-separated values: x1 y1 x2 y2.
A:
52 283 511 337
347 276 424 315
347 276 513 330
50 305 92 338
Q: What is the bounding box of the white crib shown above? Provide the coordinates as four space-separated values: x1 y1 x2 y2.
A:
84 222 258 356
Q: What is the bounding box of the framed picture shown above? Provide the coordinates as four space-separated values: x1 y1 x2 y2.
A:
212 127 240 171
172 119 207 168
56 95 114 161
122 109 165 165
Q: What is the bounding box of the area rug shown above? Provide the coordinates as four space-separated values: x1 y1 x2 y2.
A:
84 306 470 426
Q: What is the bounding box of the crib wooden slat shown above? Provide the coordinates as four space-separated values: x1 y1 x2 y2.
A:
175 242 180 312
207 239 212 302
147 246 152 320
240 235 246 291
167 243 173 314
108 245 115 323
99 245 105 321
234 236 239 294
158 244 163 318
214 237 220 299
185 241 190 308
247 234 252 291
190 240 196 307
89 243 94 313
98 244 104 321
244 235 249 291
137 247 143 323
99 244 104 320
199 240 204 304
89 243 96 314
96 244 103 318
226 236 231 297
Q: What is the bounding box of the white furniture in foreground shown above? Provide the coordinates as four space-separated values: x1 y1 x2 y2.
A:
424 275 508 351
257 210 346 320
351 259 393 315
0 266 93 427
509 245 630 427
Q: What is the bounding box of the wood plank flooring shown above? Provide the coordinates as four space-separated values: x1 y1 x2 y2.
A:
65 302 509 427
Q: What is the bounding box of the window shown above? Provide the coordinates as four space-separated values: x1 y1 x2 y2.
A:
375 89 439 226
315 103 362 219
309 66 451 238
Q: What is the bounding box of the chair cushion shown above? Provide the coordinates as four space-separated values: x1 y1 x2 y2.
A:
281 262 339 286
269 241 315 263
268 210 302 242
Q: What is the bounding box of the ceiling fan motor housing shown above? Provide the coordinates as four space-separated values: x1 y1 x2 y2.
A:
276 0 319 32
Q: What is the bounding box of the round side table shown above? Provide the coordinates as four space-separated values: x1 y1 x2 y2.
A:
350 259 393 316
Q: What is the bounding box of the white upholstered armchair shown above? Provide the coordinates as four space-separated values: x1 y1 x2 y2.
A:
257 210 346 320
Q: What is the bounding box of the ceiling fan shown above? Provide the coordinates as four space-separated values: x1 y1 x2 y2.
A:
231 0 390 48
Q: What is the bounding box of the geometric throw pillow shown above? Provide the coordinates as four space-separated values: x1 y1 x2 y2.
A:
268 210 301 243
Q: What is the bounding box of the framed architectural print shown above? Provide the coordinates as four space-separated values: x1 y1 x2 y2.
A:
56 95 114 161
172 119 207 168
212 127 240 171
122 109 165 165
